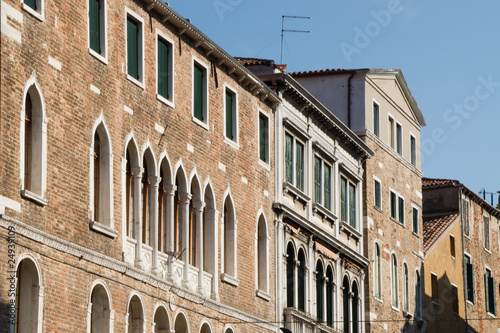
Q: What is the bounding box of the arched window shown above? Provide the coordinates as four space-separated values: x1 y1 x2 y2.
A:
189 176 202 267
89 283 112 333
173 168 188 255
153 305 170 333
21 78 47 202
200 322 212 333
374 243 381 299
127 295 144 333
316 261 324 321
125 141 139 240
326 266 334 327
15 257 43 333
415 271 422 318
142 155 151 245
203 184 217 299
352 282 359 333
403 263 409 312
91 121 113 229
158 169 166 252
174 312 189 333
223 195 236 277
391 254 398 308
174 178 182 252
257 215 268 292
286 242 295 308
343 276 349 333
142 149 157 247
297 249 306 311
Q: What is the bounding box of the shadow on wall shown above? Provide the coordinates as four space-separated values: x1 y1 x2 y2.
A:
0 297 14 333
422 272 477 333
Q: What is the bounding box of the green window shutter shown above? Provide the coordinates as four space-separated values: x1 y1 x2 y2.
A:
398 197 404 224
471 264 475 303
158 39 169 99
314 156 321 204
492 278 496 315
193 64 204 121
324 164 331 210
89 0 101 53
259 115 268 162
127 18 139 79
373 103 379 137
485 273 490 313
349 183 356 227
225 91 233 140
285 133 293 184
413 208 418 233
390 192 396 218
374 180 380 208
295 142 304 191
25 0 37 10
340 177 347 222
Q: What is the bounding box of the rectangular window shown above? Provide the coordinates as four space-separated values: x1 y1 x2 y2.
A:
484 215 490 251
452 285 459 314
349 183 356 227
193 62 208 124
373 102 380 137
324 164 331 210
464 255 475 303
431 273 438 302
313 155 332 210
374 179 381 209
225 88 237 142
341 176 357 228
157 35 173 102
485 268 496 314
89 0 106 58
396 123 402 155
126 11 143 84
284 132 305 192
398 197 404 224
314 156 321 205
341 176 347 222
23 0 43 18
389 116 395 149
390 191 397 219
410 135 416 166
450 235 456 258
462 199 470 236
259 113 269 164
412 207 418 233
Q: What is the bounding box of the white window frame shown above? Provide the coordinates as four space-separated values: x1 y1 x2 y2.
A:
484 214 491 252
155 29 175 108
409 132 416 166
411 205 419 234
313 153 333 211
372 99 380 138
388 114 395 149
451 283 459 314
258 110 270 168
255 213 271 300
22 0 44 21
402 262 409 313
125 7 145 89
390 252 399 310
223 84 239 148
87 0 108 63
389 188 404 225
396 121 403 155
340 174 359 229
284 130 307 192
192 57 209 130
450 234 456 259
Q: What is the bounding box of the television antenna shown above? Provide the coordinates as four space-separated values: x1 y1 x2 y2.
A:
280 15 310 64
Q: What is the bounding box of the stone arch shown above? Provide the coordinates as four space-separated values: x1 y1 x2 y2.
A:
152 303 170 333
126 292 145 333
173 311 190 333
222 191 237 278
87 280 113 333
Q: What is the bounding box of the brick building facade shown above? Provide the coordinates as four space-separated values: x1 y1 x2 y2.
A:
0 0 280 332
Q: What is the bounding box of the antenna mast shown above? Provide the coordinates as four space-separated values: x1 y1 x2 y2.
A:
280 15 310 64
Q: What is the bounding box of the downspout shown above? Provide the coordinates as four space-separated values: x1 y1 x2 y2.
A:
459 186 468 332
347 73 354 128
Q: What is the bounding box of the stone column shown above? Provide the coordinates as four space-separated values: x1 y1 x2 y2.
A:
194 200 206 294
151 176 161 276
181 193 192 286
132 167 144 269
165 184 176 280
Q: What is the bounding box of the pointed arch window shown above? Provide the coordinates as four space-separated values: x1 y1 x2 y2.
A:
297 249 306 311
391 254 398 308
374 243 381 299
158 174 166 252
257 215 268 292
316 261 324 321
343 276 350 333
174 179 182 252
223 195 236 279
88 283 113 333
141 156 151 246
326 266 334 327
21 81 47 205
189 188 197 266
126 150 135 238
403 263 409 312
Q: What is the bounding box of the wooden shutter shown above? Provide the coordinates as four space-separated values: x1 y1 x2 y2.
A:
259 114 267 162
225 91 233 139
285 133 293 184
340 177 347 222
485 273 490 313
324 164 331 210
89 0 101 53
158 39 169 99
314 156 321 204
349 183 356 227
194 64 204 121
127 18 139 79
295 142 304 191
374 180 381 208
398 197 404 223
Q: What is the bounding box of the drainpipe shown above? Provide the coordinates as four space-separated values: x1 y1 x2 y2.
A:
347 72 354 128
459 186 468 332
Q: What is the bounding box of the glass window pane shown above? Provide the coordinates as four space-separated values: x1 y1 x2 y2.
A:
398 197 404 224
390 192 397 219
373 102 379 137
324 164 331 210
225 90 234 139
340 177 347 222
295 141 304 191
314 156 321 204
374 180 381 208
194 64 204 121
259 114 268 162
158 38 170 99
285 133 293 184
25 0 37 10
349 183 356 227
89 0 101 53
127 18 139 79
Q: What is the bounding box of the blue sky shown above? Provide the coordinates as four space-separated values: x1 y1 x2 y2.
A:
169 0 500 202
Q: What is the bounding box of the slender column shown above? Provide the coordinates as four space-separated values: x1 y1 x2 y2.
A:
132 167 144 269
151 176 161 276
194 200 206 294
181 193 192 286
165 184 176 280
322 275 327 323
293 258 299 308
207 208 219 301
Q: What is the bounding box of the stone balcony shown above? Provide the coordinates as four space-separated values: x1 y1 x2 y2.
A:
283 308 339 333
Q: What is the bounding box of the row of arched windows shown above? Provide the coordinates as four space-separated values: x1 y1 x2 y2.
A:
11 254 238 333
373 243 422 318
285 241 361 332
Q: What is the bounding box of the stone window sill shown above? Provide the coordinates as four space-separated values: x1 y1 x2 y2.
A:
256 289 271 301
21 190 48 206
221 273 239 287
90 221 118 238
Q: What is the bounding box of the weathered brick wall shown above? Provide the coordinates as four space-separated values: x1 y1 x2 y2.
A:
1 0 276 329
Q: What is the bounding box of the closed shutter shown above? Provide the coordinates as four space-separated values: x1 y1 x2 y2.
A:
324 164 331 210
225 91 233 139
398 197 404 224
259 115 267 162
485 273 490 313
158 39 169 99
193 65 204 121
349 183 356 227
314 156 321 204
295 142 304 191
285 133 293 183
340 177 347 222
89 0 101 53
127 18 139 79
